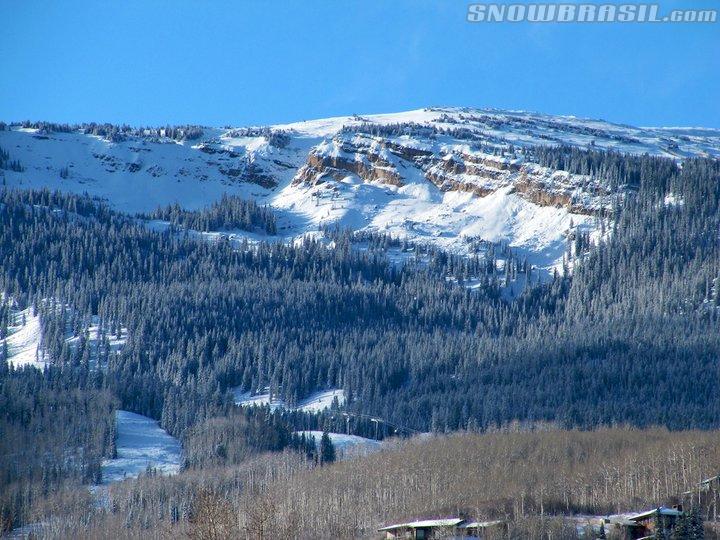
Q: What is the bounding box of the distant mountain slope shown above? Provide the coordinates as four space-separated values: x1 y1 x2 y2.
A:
1 108 718 274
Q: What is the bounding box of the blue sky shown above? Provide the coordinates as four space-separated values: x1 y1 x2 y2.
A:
1 1 718 127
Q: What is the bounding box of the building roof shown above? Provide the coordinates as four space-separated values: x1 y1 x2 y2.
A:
628 507 683 522
378 518 465 531
459 519 505 529
609 518 642 527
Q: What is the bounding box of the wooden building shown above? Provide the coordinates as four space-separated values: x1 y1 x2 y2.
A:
378 517 506 539
684 473 720 522
601 507 684 539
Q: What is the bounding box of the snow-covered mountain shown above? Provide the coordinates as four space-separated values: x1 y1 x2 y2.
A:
2 107 719 274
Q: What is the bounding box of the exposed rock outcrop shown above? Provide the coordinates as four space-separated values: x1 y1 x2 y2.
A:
292 133 612 215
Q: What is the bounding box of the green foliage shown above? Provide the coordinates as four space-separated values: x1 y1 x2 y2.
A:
0 151 719 443
0 365 117 531
320 431 336 464
145 193 277 234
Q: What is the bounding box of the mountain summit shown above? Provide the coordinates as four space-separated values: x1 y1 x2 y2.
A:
2 107 719 274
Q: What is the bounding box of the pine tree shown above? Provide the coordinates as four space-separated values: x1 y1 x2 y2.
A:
689 506 704 540
671 513 688 540
320 431 336 464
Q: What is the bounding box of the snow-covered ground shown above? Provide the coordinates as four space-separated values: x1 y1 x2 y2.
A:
232 388 286 411
1 307 45 369
663 192 685 208
63 314 127 370
2 301 127 371
273 108 720 157
232 387 345 413
275 176 597 278
2 107 718 279
295 430 382 459
297 389 346 412
100 410 182 484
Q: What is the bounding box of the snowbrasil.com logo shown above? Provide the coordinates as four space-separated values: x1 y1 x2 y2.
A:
466 3 717 22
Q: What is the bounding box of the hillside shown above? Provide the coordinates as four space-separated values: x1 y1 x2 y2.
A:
27 427 720 539
1 111 720 537
2 108 719 275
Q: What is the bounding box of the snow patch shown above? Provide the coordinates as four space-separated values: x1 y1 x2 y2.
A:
100 410 182 484
295 430 382 459
232 387 345 413
232 389 285 411
663 193 685 207
1 307 45 370
297 389 346 412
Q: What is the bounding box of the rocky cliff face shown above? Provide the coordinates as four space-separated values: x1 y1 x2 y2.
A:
293 144 403 188
292 130 615 215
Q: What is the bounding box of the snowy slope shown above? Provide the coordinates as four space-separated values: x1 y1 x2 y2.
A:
63 314 127 370
2 301 127 371
295 430 382 459
2 107 718 275
101 410 182 484
232 387 345 413
232 389 286 411
1 307 45 369
297 389 346 412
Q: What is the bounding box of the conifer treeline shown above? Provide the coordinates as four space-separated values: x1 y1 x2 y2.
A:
0 151 718 440
1 148 720 532
145 194 277 234
0 364 116 530
11 121 204 142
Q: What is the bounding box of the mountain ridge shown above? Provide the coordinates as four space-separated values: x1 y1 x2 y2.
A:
1 107 718 277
